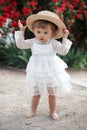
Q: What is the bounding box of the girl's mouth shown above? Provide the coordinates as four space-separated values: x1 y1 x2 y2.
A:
40 38 44 41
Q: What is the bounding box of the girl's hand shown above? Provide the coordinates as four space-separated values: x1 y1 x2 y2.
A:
63 29 69 38
18 20 26 31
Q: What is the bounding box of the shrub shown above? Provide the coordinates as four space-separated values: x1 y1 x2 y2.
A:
60 48 87 69
0 40 31 68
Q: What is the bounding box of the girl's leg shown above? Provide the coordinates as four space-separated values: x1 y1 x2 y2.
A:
26 95 40 118
49 95 58 120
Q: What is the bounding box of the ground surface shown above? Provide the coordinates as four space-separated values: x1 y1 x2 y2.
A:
0 67 87 130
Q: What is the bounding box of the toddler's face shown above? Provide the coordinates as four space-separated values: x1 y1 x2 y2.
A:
33 25 53 44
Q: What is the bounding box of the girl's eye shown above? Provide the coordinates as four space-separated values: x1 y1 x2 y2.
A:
44 32 48 34
37 31 40 34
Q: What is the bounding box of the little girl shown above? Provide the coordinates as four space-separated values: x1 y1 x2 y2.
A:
15 10 72 120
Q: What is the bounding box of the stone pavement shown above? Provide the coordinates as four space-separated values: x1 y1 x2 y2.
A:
0 67 87 130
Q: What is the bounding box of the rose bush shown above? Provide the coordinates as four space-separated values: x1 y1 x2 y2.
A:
0 0 87 69
49 0 87 49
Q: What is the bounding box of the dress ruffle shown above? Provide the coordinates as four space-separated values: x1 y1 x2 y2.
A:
26 54 72 96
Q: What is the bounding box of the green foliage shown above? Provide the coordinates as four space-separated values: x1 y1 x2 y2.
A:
0 38 87 69
72 50 87 69
60 48 87 69
0 39 31 68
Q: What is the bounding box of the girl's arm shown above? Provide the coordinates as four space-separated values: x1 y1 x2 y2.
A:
15 20 34 49
15 31 34 49
52 29 73 55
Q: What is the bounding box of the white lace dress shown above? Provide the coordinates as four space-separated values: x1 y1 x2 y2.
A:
15 31 73 96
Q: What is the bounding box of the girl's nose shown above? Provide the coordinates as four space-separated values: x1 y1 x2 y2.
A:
40 33 44 37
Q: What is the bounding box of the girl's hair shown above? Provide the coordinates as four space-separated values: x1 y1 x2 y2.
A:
32 20 58 36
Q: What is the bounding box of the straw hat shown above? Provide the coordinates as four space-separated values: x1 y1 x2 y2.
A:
26 10 66 39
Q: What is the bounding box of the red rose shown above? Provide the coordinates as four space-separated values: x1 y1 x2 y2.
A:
52 0 59 3
4 13 10 18
14 11 20 19
0 16 6 27
65 1 74 9
22 7 32 16
76 14 82 19
10 20 18 28
0 0 4 5
56 7 64 13
29 1 37 6
83 10 87 17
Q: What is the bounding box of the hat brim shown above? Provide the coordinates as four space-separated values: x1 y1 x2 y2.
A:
26 14 66 39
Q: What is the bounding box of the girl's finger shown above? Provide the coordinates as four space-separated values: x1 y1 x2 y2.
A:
18 20 23 28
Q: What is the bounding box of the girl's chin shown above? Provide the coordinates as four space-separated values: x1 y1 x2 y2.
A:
39 40 46 43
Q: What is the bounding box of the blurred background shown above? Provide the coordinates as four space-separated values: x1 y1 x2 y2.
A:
0 0 87 69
